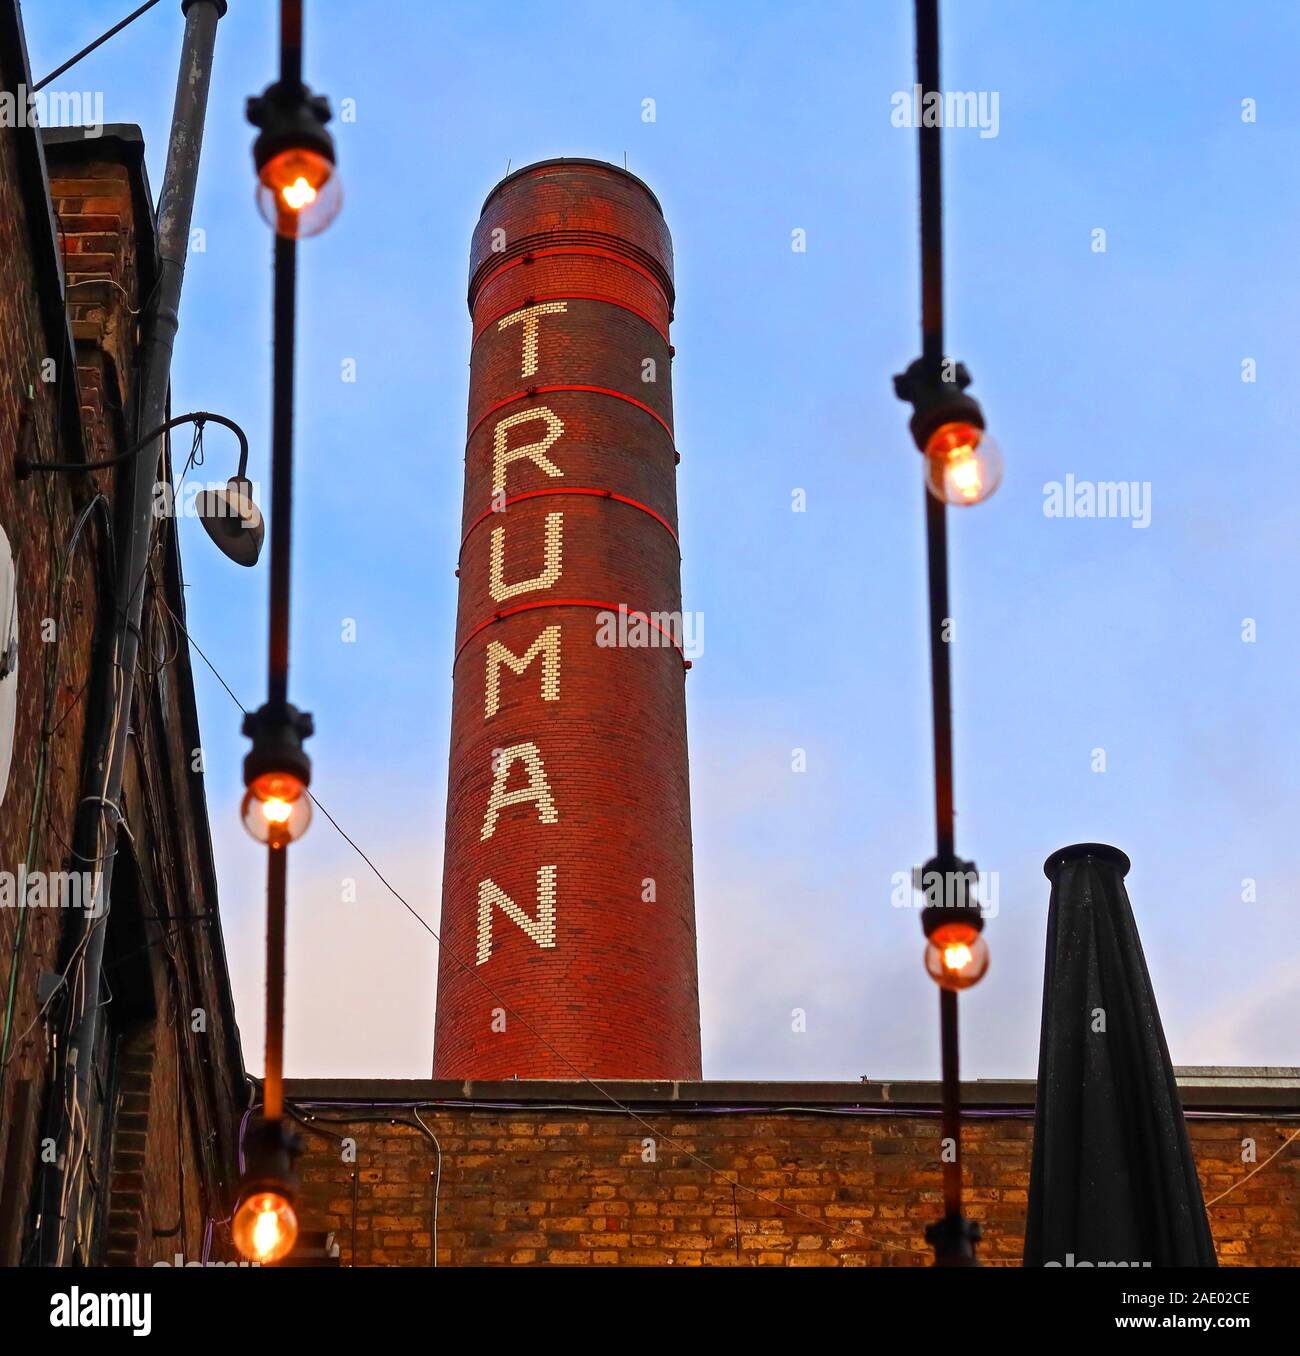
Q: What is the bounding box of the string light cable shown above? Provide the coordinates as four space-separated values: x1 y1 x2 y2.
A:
173 613 860 1244
1203 1126 1300 1208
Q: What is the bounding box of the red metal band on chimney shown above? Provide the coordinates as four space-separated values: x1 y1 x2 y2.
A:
467 384 675 443
459 488 681 558
474 245 667 304
453 599 691 668
473 293 671 345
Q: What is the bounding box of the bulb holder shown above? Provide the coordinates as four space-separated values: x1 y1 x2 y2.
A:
916 853 985 940
242 700 314 792
925 1212 982 1267
893 357 986 454
239 1115 302 1194
247 79 336 177
233 1118 302 1264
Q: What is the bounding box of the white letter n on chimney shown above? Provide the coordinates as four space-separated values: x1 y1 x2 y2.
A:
477 866 557 964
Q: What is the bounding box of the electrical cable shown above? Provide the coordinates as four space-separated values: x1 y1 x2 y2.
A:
173 621 860 1242
64 277 143 316
8 257 130 1260
33 0 165 92
1203 1126 1300 1207
411 1106 442 1267
0 478 113 1092
42 426 175 1260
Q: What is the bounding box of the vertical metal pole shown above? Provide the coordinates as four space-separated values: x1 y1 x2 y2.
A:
916 0 944 371
267 234 297 709
914 0 977 1268
54 0 225 1265
916 0 955 863
262 849 287 1121
259 0 303 1125
281 0 303 84
925 494 955 861
939 988 961 1214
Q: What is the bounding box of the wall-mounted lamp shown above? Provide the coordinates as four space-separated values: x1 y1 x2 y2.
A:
16 410 263 567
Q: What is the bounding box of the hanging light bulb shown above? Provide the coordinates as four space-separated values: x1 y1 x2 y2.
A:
894 358 1002 507
241 702 314 848
256 147 342 238
924 920 990 990
248 82 342 240
232 1187 298 1264
924 421 1004 507
241 771 311 848
233 1119 301 1263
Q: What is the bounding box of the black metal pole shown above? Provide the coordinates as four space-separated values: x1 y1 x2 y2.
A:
263 847 288 1121
914 0 976 1267
925 494 955 861
916 0 955 862
259 0 303 1119
267 233 297 710
917 0 944 372
939 987 961 1213
281 0 302 84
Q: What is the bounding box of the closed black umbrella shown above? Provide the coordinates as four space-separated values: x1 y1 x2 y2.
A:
1024 843 1217 1267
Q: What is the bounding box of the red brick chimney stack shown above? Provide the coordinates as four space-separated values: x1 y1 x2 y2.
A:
433 160 701 1079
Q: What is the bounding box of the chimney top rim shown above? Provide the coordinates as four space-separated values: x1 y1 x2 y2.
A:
480 158 663 218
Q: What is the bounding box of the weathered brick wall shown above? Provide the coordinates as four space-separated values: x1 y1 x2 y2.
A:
286 1082 1299 1267
42 132 245 1266
0 73 243 1262
435 162 701 1079
0 56 105 1264
110 633 249 1266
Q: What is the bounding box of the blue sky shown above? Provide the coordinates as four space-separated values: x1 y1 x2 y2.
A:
25 1 1299 1081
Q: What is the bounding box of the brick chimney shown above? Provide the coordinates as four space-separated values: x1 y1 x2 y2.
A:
433 160 702 1079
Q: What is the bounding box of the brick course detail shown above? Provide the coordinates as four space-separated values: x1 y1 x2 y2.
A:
286 1079 1300 1268
433 161 701 1079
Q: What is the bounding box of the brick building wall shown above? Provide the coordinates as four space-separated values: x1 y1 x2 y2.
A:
0 1 244 1267
0 25 112 1264
434 161 701 1079
286 1077 1299 1267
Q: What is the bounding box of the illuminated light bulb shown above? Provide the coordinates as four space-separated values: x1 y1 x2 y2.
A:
253 1207 281 1257
264 798 292 823
924 921 990 991
232 1189 298 1264
924 421 1003 506
256 147 342 238
241 771 311 848
944 941 973 970
281 175 317 211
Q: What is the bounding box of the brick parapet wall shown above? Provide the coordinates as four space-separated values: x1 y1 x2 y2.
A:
285 1079 1300 1268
